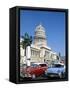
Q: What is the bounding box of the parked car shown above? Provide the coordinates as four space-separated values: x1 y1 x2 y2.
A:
45 63 65 78
21 63 48 79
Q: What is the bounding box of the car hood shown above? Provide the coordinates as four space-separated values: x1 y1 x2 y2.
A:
47 67 60 73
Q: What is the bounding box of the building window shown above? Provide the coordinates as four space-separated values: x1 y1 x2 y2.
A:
31 50 40 57
45 51 50 59
31 50 34 56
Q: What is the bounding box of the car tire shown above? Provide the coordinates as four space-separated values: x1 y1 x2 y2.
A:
32 74 36 79
61 72 65 78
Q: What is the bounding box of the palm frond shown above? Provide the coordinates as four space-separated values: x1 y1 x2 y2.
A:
21 33 33 48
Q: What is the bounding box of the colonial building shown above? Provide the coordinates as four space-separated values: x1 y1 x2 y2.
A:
20 23 57 65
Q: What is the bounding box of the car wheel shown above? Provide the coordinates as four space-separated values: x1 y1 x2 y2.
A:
32 74 36 79
42 73 46 77
61 72 65 78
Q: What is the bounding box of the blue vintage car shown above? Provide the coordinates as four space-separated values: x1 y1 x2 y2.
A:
45 63 65 78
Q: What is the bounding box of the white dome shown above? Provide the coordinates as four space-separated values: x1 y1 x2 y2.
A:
34 23 46 39
35 24 45 32
34 23 47 47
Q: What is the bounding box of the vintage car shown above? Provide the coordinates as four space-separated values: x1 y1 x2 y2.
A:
45 63 65 78
21 63 47 79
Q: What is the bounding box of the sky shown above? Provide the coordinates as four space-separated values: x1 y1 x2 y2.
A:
20 10 65 56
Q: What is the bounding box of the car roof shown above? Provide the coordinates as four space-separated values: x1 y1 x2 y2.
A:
53 63 64 66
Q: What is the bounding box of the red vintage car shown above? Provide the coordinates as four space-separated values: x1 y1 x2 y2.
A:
21 63 48 79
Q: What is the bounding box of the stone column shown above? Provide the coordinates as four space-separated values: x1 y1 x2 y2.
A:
26 46 31 66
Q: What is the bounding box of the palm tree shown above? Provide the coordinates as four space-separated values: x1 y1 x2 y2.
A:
21 33 32 66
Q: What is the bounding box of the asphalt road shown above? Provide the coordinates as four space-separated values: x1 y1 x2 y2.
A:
20 75 65 82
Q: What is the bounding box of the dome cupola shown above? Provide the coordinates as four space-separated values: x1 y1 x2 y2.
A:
34 23 47 47
35 23 46 39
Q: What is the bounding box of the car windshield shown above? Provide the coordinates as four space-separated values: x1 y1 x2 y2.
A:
40 64 47 67
52 64 64 68
31 64 38 67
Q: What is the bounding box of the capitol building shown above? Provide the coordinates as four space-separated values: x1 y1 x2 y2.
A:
20 23 58 65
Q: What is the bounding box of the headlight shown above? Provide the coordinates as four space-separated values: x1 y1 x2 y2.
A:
45 70 48 74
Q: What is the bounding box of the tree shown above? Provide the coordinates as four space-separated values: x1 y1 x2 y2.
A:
21 33 32 55
21 33 32 66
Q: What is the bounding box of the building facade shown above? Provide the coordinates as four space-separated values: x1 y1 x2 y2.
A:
20 23 57 65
